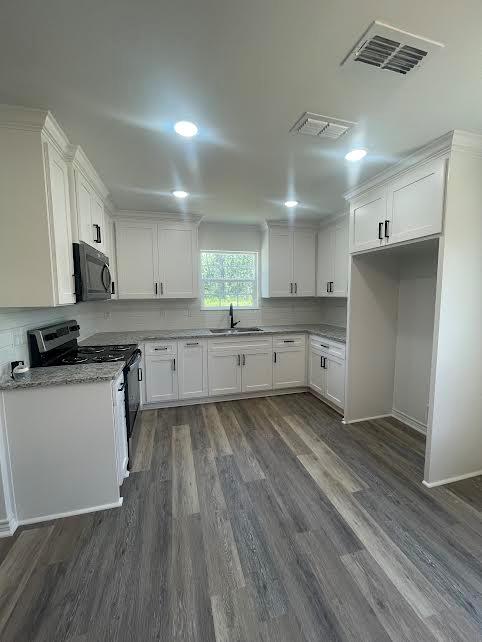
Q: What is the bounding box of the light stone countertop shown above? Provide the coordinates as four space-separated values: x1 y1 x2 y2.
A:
0 362 125 391
81 323 346 347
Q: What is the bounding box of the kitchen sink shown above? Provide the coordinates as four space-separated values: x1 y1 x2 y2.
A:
209 327 262 334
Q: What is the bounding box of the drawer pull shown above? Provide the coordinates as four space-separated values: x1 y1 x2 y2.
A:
154 347 168 351
186 342 199 346
283 339 295 343
320 344 329 349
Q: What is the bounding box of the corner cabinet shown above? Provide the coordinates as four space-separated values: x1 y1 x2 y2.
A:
116 220 199 299
348 156 447 254
261 224 316 297
0 107 75 307
317 215 348 297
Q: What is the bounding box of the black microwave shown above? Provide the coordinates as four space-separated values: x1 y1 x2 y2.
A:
73 242 112 302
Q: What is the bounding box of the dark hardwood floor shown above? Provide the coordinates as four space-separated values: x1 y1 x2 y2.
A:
0 393 481 641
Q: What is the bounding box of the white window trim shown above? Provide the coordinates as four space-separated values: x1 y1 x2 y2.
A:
200 250 259 310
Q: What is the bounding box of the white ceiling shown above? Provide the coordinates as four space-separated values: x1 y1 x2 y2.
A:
1 0 481 223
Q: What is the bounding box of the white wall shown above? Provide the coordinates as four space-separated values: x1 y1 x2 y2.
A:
393 247 438 430
425 147 482 485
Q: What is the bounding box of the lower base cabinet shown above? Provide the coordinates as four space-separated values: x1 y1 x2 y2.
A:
309 335 345 409
273 335 306 389
178 339 208 399
145 342 178 403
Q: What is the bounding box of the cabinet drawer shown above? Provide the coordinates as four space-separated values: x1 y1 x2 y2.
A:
209 336 272 353
310 335 345 360
273 334 306 348
144 341 177 356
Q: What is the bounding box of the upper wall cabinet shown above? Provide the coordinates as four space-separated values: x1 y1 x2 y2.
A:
317 215 348 297
66 146 109 256
348 156 447 254
261 224 316 297
0 107 75 307
116 220 199 299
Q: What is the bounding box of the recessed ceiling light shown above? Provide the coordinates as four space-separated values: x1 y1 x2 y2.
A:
172 190 189 199
345 149 367 161
284 200 298 208
174 121 198 137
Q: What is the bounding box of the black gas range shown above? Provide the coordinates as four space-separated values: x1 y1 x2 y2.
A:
28 320 142 468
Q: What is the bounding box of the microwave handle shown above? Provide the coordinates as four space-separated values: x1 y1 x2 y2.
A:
101 263 112 293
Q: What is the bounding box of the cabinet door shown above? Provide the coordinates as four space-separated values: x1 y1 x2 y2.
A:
350 187 387 252
208 352 242 396
91 195 105 253
145 355 178 403
241 348 273 393
116 222 158 299
76 172 93 244
387 157 446 245
178 340 208 399
324 355 345 408
268 229 293 297
158 226 196 298
332 218 348 297
293 229 316 296
273 348 306 389
317 227 333 296
309 347 325 395
44 143 75 305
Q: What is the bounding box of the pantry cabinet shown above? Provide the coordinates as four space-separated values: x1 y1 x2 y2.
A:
116 220 198 299
317 215 348 297
0 107 76 307
349 157 446 254
261 224 316 297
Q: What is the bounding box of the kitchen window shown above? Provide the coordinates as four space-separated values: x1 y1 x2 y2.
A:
200 250 258 309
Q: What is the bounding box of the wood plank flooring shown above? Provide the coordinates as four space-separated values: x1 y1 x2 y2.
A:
0 393 480 641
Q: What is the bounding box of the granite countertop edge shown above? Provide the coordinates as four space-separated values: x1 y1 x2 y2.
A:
0 362 125 391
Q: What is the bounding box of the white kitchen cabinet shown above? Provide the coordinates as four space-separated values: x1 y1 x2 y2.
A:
178 339 208 399
0 107 76 307
241 339 273 392
208 352 242 396
349 186 387 253
309 346 326 395
386 157 446 246
113 373 128 485
116 220 198 300
146 354 178 403
324 355 345 408
67 146 109 254
261 225 317 297
273 335 306 389
317 216 348 297
116 221 158 298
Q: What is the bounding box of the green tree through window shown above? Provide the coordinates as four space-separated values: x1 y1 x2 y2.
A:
200 251 258 308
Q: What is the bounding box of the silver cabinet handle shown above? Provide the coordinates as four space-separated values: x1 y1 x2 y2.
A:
138 368 143 382
242 354 246 366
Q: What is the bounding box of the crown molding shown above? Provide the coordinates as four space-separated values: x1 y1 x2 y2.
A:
319 210 348 229
344 131 454 201
451 129 482 156
0 104 70 154
114 209 204 225
65 144 110 199
264 218 321 230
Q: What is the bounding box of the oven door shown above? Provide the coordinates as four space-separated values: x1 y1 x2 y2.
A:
124 350 142 466
73 241 112 301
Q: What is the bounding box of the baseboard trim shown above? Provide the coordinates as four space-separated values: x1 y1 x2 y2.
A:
343 413 392 424
0 517 17 538
16 498 123 528
423 469 482 488
142 387 309 409
391 408 427 435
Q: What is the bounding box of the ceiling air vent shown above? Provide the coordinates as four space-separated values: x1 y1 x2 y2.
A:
290 113 356 140
342 21 444 75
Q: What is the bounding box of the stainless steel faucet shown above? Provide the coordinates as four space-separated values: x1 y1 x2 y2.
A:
229 303 240 328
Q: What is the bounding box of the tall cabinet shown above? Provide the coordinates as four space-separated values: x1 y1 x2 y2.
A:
0 106 75 307
261 223 317 297
116 218 199 299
